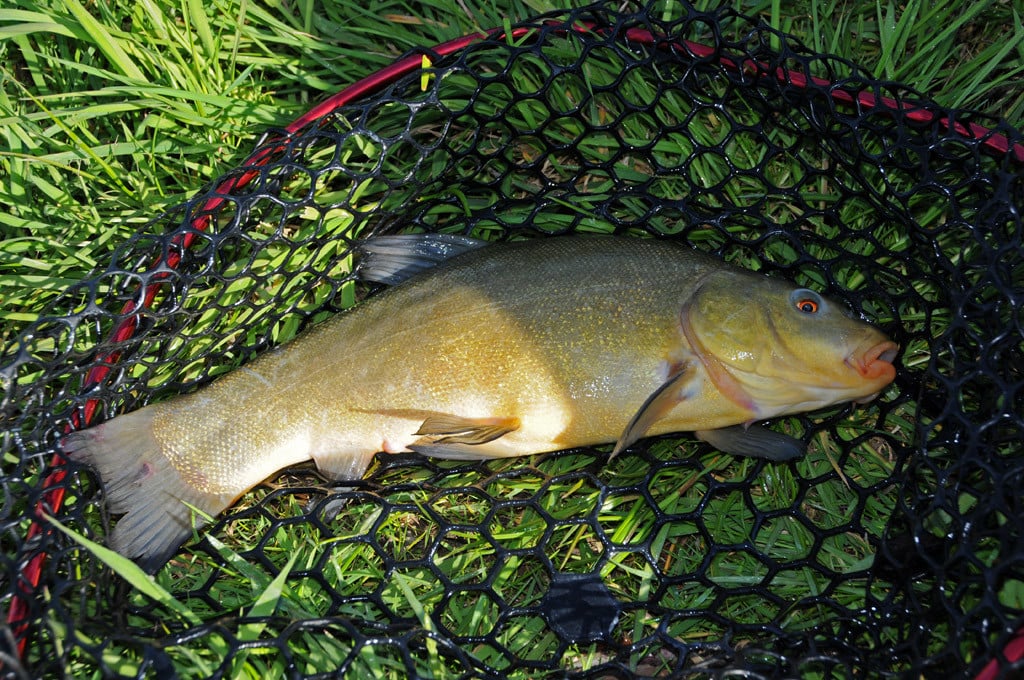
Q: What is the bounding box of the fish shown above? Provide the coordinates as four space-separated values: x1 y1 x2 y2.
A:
64 234 898 572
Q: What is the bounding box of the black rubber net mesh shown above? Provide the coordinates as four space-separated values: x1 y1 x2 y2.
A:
3 2 1023 678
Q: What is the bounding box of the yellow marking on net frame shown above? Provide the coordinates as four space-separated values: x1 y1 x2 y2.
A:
421 55 433 91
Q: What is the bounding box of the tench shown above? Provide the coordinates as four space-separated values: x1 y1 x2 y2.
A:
64 234 898 572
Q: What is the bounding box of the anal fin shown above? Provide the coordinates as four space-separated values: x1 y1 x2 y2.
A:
313 449 377 482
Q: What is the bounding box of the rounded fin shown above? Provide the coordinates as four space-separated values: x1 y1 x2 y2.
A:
611 362 696 460
696 425 805 461
356 233 488 285
63 408 235 573
408 413 522 459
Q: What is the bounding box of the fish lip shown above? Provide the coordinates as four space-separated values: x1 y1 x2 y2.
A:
846 339 899 384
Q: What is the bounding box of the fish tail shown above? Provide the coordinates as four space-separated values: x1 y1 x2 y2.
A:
63 408 234 573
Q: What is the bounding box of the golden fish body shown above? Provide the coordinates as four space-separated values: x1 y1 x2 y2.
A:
65 235 897 570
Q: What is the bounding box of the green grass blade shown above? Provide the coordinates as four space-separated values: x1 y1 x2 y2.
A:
60 0 147 82
45 515 201 626
245 551 298 621
185 0 216 61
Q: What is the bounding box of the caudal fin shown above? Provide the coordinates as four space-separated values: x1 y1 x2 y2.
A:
63 407 235 573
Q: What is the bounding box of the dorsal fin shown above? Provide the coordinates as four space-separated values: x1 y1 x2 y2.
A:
356 233 489 285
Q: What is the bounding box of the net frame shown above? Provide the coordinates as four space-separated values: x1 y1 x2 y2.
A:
2 2 1023 677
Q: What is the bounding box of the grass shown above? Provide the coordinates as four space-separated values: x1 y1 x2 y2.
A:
3 0 1024 678
1 1 1021 335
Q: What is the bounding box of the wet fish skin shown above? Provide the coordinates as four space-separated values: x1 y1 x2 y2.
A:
64 235 897 571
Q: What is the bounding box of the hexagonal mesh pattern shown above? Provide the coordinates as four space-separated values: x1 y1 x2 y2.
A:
3 2 1023 678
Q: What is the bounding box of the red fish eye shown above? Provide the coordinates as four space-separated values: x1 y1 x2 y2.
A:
796 298 819 314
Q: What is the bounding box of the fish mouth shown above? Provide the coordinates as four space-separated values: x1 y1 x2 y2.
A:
846 340 898 401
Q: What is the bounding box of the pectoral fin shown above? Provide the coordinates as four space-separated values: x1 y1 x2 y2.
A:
611 363 696 459
409 414 521 460
696 425 805 461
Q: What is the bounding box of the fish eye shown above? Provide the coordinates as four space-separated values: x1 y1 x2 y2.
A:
791 289 823 315
797 299 818 314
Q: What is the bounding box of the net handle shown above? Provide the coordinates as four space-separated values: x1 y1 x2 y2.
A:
7 17 1023 666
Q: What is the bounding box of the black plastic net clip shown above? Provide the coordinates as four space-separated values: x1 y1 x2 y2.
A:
539 571 622 643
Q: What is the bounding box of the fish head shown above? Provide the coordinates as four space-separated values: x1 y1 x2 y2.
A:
680 271 898 418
